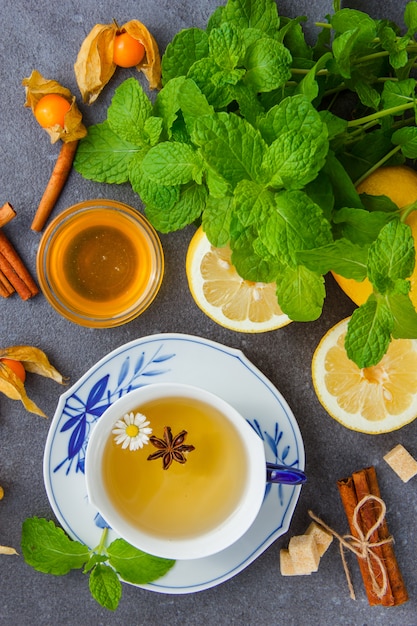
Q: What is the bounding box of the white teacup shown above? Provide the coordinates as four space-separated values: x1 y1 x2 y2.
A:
85 382 305 560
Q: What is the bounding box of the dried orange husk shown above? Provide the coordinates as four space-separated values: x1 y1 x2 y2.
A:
74 19 161 104
0 546 18 556
0 345 67 417
22 70 87 144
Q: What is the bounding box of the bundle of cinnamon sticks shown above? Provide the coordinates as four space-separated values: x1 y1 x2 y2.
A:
337 466 408 606
0 202 39 300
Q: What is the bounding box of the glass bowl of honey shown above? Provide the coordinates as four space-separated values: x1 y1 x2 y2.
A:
36 199 164 328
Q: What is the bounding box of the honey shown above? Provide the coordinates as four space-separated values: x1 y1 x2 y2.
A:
37 200 164 327
102 396 248 540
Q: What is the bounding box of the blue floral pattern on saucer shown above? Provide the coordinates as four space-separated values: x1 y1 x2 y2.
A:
44 334 304 595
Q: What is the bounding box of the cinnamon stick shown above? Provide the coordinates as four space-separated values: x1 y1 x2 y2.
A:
0 231 38 299
0 269 15 297
365 467 409 605
31 139 78 232
0 202 16 228
337 467 408 606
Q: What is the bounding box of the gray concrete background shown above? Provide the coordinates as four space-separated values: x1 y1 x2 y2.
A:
1 1 416 624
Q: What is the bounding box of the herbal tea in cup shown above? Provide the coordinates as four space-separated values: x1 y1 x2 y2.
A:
85 383 267 560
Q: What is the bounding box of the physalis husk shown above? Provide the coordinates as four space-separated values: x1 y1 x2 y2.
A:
0 485 18 556
74 19 162 104
22 70 87 144
0 346 67 417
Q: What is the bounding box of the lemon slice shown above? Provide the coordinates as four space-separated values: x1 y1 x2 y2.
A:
186 227 291 333
312 317 417 434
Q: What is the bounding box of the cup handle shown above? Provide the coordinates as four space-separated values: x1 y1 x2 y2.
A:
266 462 307 485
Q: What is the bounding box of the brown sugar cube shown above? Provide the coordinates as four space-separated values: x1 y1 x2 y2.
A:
280 549 297 576
288 533 320 574
384 444 417 483
305 521 333 557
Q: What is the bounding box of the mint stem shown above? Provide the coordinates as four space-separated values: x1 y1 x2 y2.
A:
353 145 402 186
347 102 414 128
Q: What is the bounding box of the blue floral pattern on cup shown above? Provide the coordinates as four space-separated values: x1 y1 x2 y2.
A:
53 346 175 476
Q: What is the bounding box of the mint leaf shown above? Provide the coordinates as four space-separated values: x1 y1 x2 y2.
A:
141 142 204 185
367 220 415 294
233 180 274 227
260 190 332 264
133 171 180 211
193 112 268 187
202 195 234 246
244 37 292 92
392 127 417 159
221 0 280 35
298 238 368 280
89 563 122 611
74 122 140 183
21 517 89 575
153 77 186 139
332 207 394 245
276 264 325 321
145 182 207 232
107 539 175 584
161 28 209 83
381 78 416 109
107 78 153 145
209 22 245 70
345 300 393 368
388 292 417 338
261 95 328 189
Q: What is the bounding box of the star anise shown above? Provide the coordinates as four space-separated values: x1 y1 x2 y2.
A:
147 426 195 470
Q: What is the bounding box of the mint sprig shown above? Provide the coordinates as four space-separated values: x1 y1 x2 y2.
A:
74 0 417 367
21 517 175 611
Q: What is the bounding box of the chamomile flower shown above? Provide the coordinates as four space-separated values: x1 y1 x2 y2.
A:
112 412 152 451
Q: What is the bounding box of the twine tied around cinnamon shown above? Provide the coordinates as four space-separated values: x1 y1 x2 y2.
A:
308 495 394 601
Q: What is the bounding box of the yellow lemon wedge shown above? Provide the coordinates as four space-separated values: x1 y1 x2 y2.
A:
185 227 291 333
312 318 417 433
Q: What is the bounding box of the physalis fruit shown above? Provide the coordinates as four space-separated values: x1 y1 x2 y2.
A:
74 19 161 104
0 345 67 417
22 70 87 144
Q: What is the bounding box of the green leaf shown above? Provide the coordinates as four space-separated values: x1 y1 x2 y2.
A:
202 195 234 246
162 28 209 83
107 539 175 584
294 52 332 102
345 300 394 368
276 264 325 321
132 170 180 211
331 10 377 79
367 220 415 293
332 207 394 245
141 142 204 185
21 518 89 575
319 110 348 141
233 180 274 227
209 23 245 70
74 122 140 184
177 79 215 132
145 182 207 232
193 111 268 187
244 37 292 92
221 0 280 35
386 292 417 338
188 58 233 108
404 1 417 34
153 77 186 139
89 564 122 611
261 95 328 189
392 127 417 159
323 151 363 210
107 78 152 145
297 238 368 280
260 190 332 265
381 78 416 109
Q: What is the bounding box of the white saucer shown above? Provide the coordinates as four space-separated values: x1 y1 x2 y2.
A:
43 334 304 594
